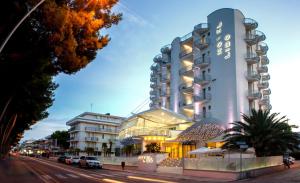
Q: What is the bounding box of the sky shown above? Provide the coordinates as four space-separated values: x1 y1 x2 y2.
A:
22 0 300 141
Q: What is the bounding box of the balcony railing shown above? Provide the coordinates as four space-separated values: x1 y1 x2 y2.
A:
245 30 266 45
179 65 193 75
261 56 269 65
194 38 210 50
194 93 211 103
161 44 171 54
179 82 193 93
69 126 80 132
194 23 209 34
243 18 258 30
247 91 262 100
194 74 211 85
85 127 117 133
259 96 270 105
180 32 192 42
179 49 192 58
256 42 268 56
261 74 270 81
245 53 259 64
153 54 163 63
246 71 260 82
179 101 193 108
262 89 271 95
194 56 211 68
257 82 269 89
257 66 268 73
85 137 98 142
69 137 80 141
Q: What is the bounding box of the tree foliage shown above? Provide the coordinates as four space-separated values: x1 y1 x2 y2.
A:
145 143 161 153
223 109 300 157
0 0 121 156
51 130 69 149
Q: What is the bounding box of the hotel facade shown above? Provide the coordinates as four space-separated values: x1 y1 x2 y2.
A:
67 112 125 155
149 8 271 126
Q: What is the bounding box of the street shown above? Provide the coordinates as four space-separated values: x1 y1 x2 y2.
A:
0 156 299 183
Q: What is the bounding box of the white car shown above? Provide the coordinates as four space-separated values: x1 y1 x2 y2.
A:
65 156 80 165
79 156 102 169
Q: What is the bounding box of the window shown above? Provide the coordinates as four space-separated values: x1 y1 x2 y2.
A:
102 125 104 129
208 68 210 73
102 134 104 139
208 87 211 91
209 105 211 110
208 32 210 36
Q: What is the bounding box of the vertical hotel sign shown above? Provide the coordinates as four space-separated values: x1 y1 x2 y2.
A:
216 21 231 60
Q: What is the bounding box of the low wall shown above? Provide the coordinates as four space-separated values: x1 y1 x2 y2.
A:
157 166 183 174
100 156 138 166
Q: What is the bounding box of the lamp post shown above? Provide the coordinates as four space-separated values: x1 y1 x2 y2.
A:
0 0 46 54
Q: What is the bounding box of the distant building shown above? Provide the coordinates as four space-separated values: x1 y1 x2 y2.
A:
149 8 271 127
66 112 125 156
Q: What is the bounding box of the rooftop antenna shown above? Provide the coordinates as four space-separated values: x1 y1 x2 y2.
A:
90 103 93 112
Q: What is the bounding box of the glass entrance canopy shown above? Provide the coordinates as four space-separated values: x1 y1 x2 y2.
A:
119 108 193 139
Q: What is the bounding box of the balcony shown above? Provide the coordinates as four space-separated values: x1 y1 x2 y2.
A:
194 93 211 103
243 18 258 30
150 83 159 88
194 37 210 50
153 54 163 63
245 30 266 45
179 49 192 58
150 90 157 96
179 65 193 76
257 66 268 73
246 71 260 82
180 32 192 42
150 65 157 71
69 126 80 132
262 89 271 95
161 76 170 83
150 77 156 82
194 56 211 68
259 96 270 105
245 53 260 64
179 101 193 109
194 23 209 34
261 74 270 81
261 56 269 65
85 127 117 134
247 91 262 100
179 82 193 92
256 42 268 56
194 74 211 85
257 82 269 89
69 137 80 141
85 137 98 142
161 44 171 54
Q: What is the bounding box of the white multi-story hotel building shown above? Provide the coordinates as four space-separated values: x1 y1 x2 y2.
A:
66 112 125 155
149 8 271 127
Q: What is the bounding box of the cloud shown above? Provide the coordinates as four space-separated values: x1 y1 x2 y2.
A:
115 1 155 28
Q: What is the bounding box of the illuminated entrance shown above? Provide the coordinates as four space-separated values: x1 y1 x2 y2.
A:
119 108 194 155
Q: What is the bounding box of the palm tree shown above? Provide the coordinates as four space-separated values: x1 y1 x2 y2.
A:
223 109 300 157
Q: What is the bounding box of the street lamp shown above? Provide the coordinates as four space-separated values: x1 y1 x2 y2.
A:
0 0 47 54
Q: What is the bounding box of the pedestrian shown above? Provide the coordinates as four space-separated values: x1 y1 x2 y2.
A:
283 158 290 169
121 161 125 170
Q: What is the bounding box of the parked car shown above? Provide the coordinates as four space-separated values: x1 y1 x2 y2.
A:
65 156 80 165
79 156 102 169
57 155 68 163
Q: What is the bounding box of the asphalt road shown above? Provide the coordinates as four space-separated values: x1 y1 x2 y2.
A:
0 156 207 183
1 156 299 183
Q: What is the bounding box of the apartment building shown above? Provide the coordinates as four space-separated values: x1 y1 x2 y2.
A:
66 112 125 155
149 8 271 127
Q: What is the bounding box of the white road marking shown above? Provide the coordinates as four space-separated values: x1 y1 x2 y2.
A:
55 174 67 179
67 173 79 178
99 173 115 177
41 175 52 180
90 173 103 178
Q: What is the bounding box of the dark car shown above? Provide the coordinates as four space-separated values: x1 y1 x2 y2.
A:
57 156 68 163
